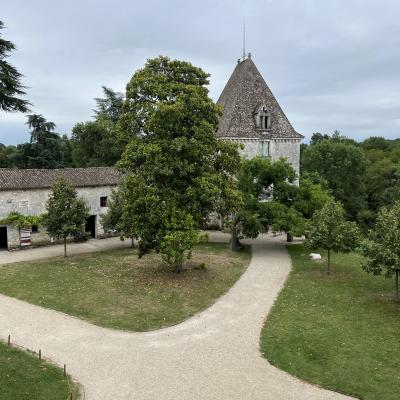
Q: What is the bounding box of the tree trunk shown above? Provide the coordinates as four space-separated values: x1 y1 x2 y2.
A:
230 226 241 251
174 263 183 274
396 270 399 302
286 232 293 242
131 237 135 248
63 237 67 257
327 249 331 275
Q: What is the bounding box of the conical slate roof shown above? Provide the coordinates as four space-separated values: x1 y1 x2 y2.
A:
217 58 303 139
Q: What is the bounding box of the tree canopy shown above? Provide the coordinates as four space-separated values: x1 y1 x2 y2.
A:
0 21 30 113
302 137 367 220
305 199 359 274
70 86 124 167
42 177 88 256
117 56 241 271
361 201 400 300
229 156 296 248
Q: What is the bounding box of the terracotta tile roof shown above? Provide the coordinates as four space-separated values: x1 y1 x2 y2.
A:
0 167 120 191
217 57 303 139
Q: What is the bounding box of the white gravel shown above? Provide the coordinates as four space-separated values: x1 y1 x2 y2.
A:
0 233 354 399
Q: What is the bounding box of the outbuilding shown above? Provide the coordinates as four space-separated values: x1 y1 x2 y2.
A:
0 167 120 250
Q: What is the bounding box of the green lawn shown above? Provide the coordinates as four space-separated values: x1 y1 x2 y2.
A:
261 244 400 400
0 242 250 331
0 341 79 400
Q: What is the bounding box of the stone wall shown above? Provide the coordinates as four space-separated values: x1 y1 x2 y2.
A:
0 185 117 249
222 137 301 184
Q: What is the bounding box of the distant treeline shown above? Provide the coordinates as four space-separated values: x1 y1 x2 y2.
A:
301 131 400 229
0 87 125 169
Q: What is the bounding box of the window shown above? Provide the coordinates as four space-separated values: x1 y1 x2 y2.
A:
31 225 38 233
258 141 270 158
254 103 271 130
100 196 108 207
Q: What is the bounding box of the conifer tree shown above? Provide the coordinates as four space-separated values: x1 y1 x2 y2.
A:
0 21 30 113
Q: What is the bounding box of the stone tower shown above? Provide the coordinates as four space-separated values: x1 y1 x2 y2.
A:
216 56 303 181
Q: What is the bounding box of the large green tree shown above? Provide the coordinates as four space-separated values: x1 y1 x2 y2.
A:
302 139 367 220
0 21 30 113
361 201 400 300
305 199 359 274
43 177 88 257
117 56 241 272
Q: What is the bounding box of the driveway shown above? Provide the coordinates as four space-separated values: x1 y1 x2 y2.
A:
0 234 353 399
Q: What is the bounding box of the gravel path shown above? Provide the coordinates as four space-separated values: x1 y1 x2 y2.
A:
0 234 354 399
0 237 132 266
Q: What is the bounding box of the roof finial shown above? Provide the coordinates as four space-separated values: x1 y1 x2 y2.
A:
242 19 246 61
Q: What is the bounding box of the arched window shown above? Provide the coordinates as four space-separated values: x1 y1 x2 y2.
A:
254 103 271 130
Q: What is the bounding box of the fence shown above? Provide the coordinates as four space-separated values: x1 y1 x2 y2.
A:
3 334 85 400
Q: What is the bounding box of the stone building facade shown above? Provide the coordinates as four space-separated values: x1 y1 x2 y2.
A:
0 167 120 250
216 56 303 180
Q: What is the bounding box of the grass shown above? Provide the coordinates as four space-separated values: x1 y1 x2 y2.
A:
261 244 400 400
0 340 79 400
0 242 250 331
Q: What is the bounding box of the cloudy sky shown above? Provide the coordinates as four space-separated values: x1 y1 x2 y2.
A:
1 0 400 145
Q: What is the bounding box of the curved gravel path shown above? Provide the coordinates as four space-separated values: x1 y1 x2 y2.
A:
0 234 354 400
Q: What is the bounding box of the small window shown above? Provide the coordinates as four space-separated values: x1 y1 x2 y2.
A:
31 225 38 233
254 103 271 130
100 196 108 207
258 141 270 158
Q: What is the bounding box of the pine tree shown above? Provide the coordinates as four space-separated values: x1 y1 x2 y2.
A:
0 21 30 113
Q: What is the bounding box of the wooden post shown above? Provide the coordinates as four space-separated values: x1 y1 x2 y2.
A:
7 335 10 346
39 349 42 361
64 364 67 378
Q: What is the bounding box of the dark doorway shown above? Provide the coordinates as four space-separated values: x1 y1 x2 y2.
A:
0 227 8 250
85 215 96 238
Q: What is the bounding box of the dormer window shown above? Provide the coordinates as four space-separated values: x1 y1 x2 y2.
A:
254 103 271 131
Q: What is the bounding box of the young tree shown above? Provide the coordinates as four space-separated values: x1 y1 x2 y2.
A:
43 177 88 257
305 199 359 274
361 201 400 301
100 180 136 247
117 56 240 271
0 21 30 113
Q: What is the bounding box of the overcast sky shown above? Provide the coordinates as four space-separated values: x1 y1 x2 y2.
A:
1 0 400 145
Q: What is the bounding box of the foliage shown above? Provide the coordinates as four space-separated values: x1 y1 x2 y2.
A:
42 177 88 256
302 139 367 220
228 156 296 248
269 202 305 241
293 176 332 219
0 212 40 228
159 211 201 273
305 199 359 273
18 114 66 169
70 86 124 167
361 201 400 300
117 56 241 270
100 178 137 245
0 21 30 113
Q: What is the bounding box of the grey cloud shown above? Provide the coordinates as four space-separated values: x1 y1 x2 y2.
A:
1 0 400 145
